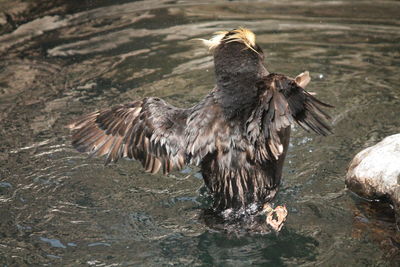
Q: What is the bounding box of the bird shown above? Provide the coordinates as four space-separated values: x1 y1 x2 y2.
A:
68 28 332 218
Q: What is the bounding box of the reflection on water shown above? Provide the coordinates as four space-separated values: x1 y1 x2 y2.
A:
1 0 399 265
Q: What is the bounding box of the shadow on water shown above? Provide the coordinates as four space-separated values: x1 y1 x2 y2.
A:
1 0 400 265
157 228 319 266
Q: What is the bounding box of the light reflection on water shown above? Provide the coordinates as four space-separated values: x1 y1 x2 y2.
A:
0 0 399 265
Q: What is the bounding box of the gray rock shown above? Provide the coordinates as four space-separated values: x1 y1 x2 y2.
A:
346 133 400 225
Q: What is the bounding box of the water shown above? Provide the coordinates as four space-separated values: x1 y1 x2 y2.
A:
1 0 399 265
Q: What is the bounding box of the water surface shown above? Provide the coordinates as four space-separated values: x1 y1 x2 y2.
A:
1 0 399 265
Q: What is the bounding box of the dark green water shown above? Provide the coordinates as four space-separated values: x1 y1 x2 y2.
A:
1 0 399 265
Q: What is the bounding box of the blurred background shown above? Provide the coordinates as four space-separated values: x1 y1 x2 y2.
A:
0 0 399 265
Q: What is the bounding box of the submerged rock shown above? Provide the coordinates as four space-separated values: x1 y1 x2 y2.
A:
346 134 400 226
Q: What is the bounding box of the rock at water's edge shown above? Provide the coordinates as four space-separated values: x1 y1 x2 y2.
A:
346 133 400 225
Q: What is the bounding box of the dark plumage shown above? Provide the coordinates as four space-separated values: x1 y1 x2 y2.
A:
68 28 332 213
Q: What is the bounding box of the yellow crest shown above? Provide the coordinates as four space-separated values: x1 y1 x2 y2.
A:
197 27 258 54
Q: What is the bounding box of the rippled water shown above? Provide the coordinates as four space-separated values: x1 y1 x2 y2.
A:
1 0 400 265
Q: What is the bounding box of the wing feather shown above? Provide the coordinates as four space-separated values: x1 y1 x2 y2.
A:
247 73 332 160
68 98 188 174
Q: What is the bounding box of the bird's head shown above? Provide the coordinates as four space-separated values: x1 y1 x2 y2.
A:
199 28 267 82
199 27 260 54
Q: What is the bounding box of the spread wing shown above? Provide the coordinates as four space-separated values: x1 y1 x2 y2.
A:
247 72 333 160
68 97 188 174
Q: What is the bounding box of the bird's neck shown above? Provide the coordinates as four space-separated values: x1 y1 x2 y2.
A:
214 71 262 119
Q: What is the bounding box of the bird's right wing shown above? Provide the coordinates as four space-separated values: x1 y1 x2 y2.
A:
247 72 333 160
68 97 188 174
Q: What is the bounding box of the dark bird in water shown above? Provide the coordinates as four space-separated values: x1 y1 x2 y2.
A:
68 28 332 224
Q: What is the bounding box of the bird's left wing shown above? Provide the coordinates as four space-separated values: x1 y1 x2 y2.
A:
68 97 188 174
